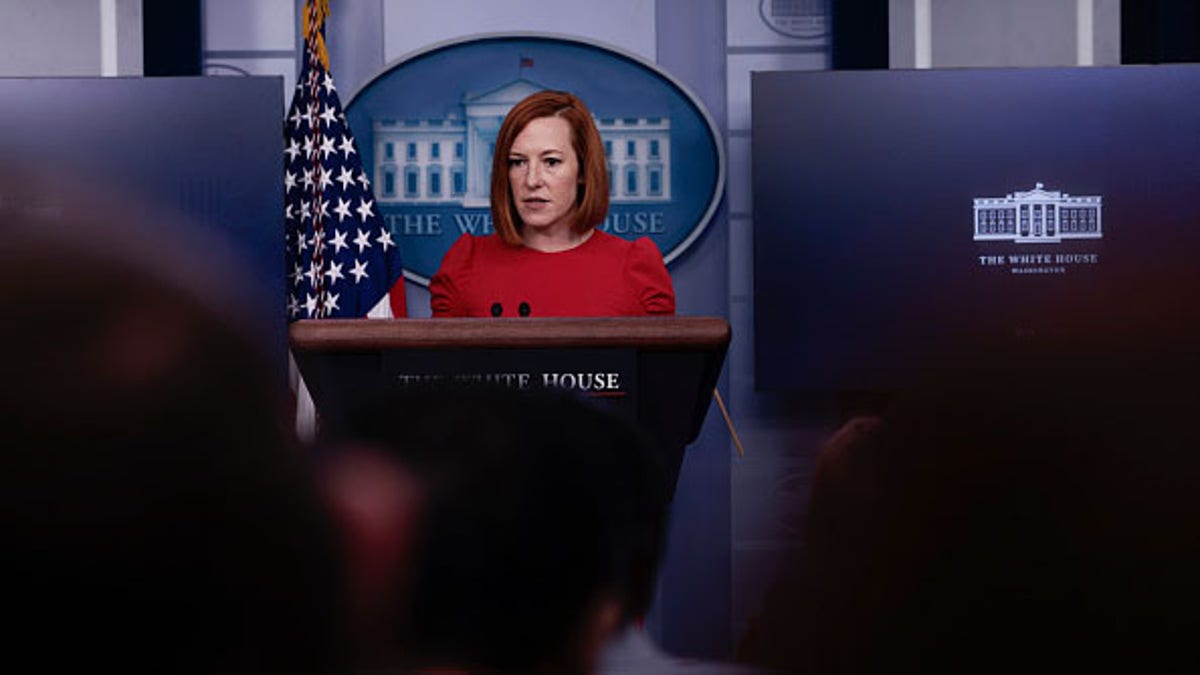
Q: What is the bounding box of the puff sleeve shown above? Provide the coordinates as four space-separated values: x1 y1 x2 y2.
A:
626 237 676 315
429 234 476 317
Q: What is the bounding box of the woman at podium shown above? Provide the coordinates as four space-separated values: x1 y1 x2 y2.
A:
430 90 675 318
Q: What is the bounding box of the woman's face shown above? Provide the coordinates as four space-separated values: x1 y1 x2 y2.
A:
507 115 581 237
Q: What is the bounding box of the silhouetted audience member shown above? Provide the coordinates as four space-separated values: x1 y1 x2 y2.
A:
0 172 345 674
316 439 426 670
318 384 670 674
740 340 1200 673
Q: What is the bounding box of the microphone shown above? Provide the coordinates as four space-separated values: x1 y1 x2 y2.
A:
490 302 503 317
518 301 531 317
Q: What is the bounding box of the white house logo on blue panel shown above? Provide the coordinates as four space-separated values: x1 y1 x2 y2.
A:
345 34 724 286
974 183 1104 276
973 182 1103 244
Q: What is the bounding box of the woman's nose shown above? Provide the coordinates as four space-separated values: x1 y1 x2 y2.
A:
524 161 542 187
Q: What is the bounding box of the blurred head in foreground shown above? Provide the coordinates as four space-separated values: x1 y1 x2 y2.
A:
744 337 1200 673
318 384 669 674
0 169 343 674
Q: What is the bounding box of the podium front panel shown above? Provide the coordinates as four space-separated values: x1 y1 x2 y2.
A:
290 317 731 496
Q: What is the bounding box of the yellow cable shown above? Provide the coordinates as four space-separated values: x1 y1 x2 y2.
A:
713 388 745 458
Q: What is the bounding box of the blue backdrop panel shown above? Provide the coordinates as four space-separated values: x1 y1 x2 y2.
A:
753 65 1200 392
0 76 286 365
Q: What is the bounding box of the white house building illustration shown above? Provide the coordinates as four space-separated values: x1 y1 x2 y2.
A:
372 79 671 208
973 182 1102 243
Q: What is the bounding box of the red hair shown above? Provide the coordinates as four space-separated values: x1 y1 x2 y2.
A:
490 91 609 246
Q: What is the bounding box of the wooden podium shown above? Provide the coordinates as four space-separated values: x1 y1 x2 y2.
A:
289 317 731 494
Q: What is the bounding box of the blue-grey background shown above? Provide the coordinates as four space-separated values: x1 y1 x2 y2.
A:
0 76 286 368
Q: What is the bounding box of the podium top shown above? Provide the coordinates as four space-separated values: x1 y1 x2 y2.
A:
290 317 732 491
289 316 731 352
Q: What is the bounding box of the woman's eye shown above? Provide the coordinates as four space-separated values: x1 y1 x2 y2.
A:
545 157 561 167
508 158 526 168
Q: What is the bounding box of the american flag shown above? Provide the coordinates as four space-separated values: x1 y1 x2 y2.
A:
284 0 405 321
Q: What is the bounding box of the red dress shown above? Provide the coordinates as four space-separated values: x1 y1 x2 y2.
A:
430 230 676 317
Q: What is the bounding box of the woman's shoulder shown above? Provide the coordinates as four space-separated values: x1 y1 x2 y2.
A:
620 234 675 315
627 234 663 258
621 234 668 267
432 233 521 284
446 231 485 252
580 230 667 269
431 234 501 316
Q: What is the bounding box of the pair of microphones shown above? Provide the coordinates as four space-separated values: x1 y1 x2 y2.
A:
490 301 531 317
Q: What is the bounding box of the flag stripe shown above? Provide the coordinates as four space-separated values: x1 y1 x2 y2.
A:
284 1 406 321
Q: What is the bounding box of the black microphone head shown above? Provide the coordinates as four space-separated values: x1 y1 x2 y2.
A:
490 302 503 317
518 301 531 317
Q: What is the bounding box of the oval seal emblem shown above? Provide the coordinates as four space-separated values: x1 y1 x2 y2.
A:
758 0 829 40
345 33 725 285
